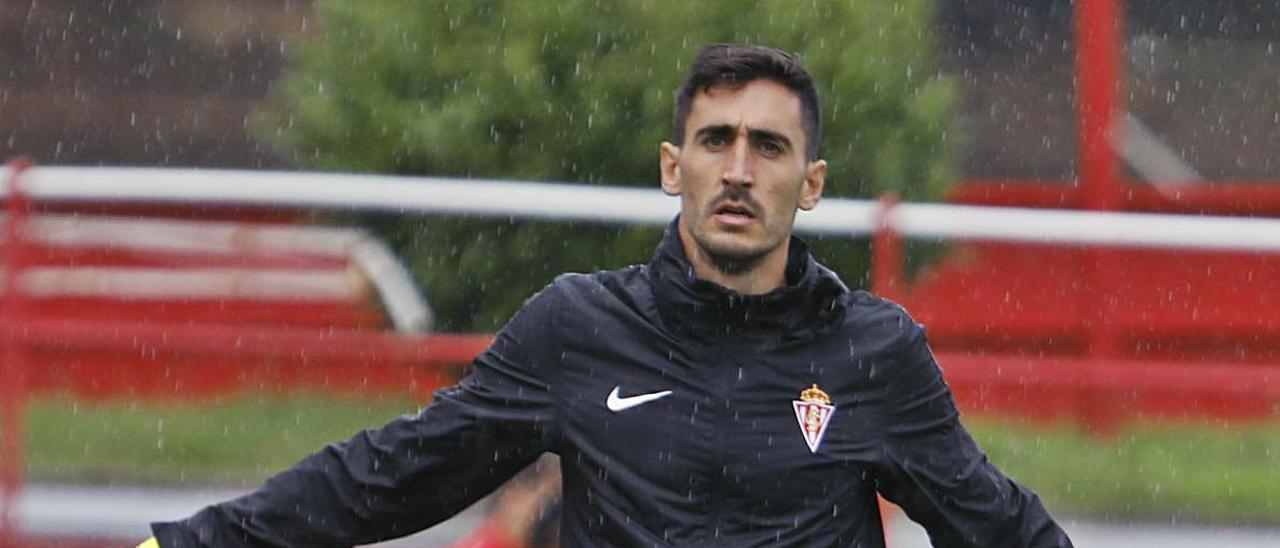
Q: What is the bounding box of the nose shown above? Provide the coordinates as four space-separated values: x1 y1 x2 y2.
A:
721 138 754 187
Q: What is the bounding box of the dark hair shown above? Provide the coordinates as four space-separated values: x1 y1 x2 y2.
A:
672 44 823 161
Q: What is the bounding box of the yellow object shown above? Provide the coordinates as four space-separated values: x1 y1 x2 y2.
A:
136 538 160 548
799 383 831 405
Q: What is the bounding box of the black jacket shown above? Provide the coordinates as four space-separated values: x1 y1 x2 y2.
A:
154 221 1072 547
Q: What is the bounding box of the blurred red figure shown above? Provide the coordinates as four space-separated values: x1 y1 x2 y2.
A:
451 456 561 548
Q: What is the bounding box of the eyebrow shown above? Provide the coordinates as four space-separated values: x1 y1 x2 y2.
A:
692 124 794 152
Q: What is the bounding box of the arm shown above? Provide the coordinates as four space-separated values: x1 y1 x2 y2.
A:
151 287 564 547
872 322 1072 548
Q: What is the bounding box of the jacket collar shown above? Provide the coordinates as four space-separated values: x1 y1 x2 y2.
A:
648 217 847 342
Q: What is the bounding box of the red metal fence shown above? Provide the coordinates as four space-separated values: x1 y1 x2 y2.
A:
1 159 31 548
0 160 495 546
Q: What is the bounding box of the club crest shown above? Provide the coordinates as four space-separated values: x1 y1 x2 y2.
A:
792 384 835 453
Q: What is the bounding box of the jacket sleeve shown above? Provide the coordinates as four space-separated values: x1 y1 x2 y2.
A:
151 286 564 547
871 322 1072 548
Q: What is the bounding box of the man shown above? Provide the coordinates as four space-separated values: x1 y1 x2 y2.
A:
141 44 1072 547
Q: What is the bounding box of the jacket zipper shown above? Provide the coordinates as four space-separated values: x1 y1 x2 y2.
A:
706 339 736 540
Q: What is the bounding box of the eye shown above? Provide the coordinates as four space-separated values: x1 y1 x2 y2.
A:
702 135 729 150
756 140 783 157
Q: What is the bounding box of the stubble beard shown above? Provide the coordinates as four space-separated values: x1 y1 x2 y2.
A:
691 223 780 276
700 239 766 276
689 185 790 277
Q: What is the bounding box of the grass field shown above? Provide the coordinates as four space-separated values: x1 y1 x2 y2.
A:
969 418 1280 525
22 393 1280 524
26 392 420 487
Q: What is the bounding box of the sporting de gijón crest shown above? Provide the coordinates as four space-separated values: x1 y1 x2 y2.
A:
792 384 835 453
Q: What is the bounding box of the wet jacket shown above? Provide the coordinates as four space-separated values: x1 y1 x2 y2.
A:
153 221 1072 547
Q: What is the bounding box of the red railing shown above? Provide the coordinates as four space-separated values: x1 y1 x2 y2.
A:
1 158 32 548
0 155 497 544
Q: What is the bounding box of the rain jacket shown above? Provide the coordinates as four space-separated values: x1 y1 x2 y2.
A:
153 220 1072 547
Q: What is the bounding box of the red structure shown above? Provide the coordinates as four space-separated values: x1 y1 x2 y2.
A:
0 161 492 546
872 0 1280 431
1 158 32 548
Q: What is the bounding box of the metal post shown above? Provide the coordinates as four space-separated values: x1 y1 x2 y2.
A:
0 157 33 547
1074 0 1125 346
872 194 904 302
1074 0 1125 433
1075 0 1123 212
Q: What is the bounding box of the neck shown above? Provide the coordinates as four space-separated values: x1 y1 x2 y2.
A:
677 226 790 296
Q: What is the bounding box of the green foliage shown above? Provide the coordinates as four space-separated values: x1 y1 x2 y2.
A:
259 0 954 330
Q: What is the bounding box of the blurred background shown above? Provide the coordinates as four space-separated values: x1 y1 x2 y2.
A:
2 0 1279 546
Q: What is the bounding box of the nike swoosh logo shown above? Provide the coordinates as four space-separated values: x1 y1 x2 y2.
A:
606 386 673 412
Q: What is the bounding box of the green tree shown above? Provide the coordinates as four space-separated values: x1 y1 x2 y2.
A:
259 0 954 331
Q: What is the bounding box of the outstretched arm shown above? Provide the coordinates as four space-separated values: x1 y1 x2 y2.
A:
150 287 564 547
872 323 1072 548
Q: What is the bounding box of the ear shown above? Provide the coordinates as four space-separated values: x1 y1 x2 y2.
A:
660 142 682 196
798 159 826 211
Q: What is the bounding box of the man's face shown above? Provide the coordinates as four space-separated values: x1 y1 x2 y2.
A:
660 79 825 273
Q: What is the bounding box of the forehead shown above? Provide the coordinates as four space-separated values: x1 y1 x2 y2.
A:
685 79 805 140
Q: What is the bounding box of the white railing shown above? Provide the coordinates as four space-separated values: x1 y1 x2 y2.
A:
6 166 1280 252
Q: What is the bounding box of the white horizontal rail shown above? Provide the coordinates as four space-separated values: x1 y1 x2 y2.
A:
889 204 1280 252
5 166 1280 252
1 166 874 234
8 166 682 225
15 267 361 302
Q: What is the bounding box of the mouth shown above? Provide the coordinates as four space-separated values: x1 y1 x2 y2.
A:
712 202 757 226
